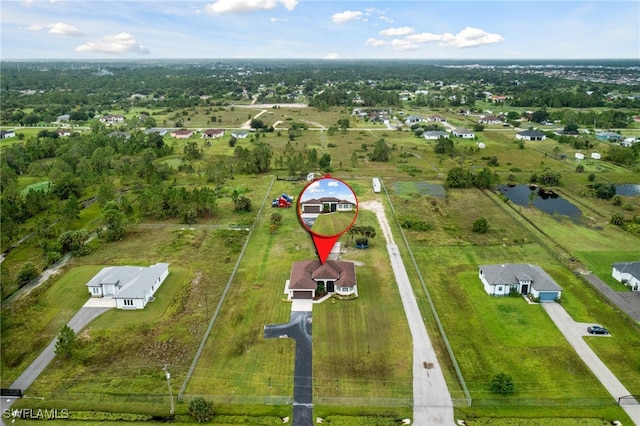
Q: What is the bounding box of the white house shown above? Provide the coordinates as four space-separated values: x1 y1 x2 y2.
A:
300 197 355 214
405 115 424 125
231 131 248 139
452 127 475 138
516 130 546 141
99 114 125 124
201 128 225 139
285 260 357 300
86 263 169 309
0 130 16 139
479 115 503 125
423 131 450 140
575 153 585 160
479 264 563 302
612 261 640 291
427 114 447 122
591 152 601 160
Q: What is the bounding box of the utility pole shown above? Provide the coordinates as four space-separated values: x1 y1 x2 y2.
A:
163 364 175 415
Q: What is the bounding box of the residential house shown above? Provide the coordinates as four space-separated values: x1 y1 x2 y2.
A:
491 95 508 102
201 128 225 139
285 260 357 300
479 115 503 125
0 130 16 139
591 152 601 160
516 130 546 141
427 114 447 122
452 127 475 138
596 132 623 142
479 263 563 302
423 131 450 140
55 128 72 137
405 115 424 125
231 131 248 139
171 129 194 139
56 114 70 122
612 261 640 291
300 197 355 214
99 114 125 125
86 263 170 309
144 128 169 136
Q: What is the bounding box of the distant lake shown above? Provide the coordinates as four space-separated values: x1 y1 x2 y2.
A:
616 184 640 196
497 185 581 218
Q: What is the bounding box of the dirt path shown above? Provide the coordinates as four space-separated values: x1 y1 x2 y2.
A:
240 109 267 129
360 200 455 425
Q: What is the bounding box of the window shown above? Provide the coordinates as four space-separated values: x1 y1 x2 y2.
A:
123 299 134 306
498 286 503 292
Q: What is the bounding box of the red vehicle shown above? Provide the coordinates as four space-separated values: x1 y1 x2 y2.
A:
272 196 292 208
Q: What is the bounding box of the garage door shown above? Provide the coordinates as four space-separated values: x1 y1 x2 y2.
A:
293 291 313 299
303 205 321 214
538 292 558 302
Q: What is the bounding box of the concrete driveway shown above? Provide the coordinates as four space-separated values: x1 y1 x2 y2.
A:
543 303 640 424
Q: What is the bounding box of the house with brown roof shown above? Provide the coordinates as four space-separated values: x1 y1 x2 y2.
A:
285 260 357 300
427 114 447 122
201 128 225 139
479 115 503 125
171 129 194 139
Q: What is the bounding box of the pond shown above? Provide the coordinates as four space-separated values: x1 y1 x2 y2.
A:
497 185 581 218
616 184 640 197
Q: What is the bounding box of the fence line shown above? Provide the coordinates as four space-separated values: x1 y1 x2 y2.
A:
177 176 276 401
381 179 472 407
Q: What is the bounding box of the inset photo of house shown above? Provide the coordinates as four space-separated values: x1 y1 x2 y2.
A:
298 177 358 237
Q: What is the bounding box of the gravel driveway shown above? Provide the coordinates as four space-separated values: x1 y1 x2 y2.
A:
361 201 455 425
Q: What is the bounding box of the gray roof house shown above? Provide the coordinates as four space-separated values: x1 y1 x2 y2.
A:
612 261 640 291
423 130 450 140
452 127 475 138
479 264 562 302
516 130 546 141
86 263 169 309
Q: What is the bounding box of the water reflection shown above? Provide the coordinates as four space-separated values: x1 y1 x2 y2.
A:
498 185 581 218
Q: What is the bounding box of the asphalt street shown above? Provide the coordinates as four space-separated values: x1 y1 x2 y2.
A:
264 310 313 426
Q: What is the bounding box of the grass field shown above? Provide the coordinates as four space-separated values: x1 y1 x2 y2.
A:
309 211 357 236
2 104 639 423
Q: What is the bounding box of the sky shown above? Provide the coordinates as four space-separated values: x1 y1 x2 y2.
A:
1 0 638 60
301 178 357 203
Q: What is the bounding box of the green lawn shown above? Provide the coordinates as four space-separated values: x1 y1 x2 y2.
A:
309 211 357 236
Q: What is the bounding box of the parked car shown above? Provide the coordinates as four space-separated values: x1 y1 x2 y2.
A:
587 325 609 335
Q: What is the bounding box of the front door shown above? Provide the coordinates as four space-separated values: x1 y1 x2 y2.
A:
327 282 335 293
521 284 529 295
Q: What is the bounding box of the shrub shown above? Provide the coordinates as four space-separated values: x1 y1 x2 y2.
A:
188 397 214 423
490 373 516 394
16 262 39 288
472 217 489 234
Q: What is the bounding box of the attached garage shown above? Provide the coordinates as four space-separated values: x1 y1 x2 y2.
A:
293 291 313 299
302 205 321 214
537 291 559 302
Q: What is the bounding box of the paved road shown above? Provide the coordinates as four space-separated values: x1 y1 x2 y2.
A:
583 274 640 322
0 305 113 419
543 303 640 424
264 310 313 426
361 201 455 425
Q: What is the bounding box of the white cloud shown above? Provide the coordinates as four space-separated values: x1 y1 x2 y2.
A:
323 53 340 59
379 15 394 24
440 27 504 48
331 10 363 24
390 39 420 51
365 38 388 47
327 181 340 186
379 26 414 37
75 32 150 55
270 17 288 22
48 22 84 37
26 24 45 31
205 0 298 14
406 32 443 43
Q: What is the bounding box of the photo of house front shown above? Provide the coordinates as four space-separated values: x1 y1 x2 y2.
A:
478 263 563 302
285 260 357 300
86 263 169 309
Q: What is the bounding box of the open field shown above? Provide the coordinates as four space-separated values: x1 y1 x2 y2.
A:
309 211 357 236
2 100 639 424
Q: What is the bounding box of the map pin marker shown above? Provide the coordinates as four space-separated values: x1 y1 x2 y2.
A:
297 175 358 264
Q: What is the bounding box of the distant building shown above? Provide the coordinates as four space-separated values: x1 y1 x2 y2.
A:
285 260 357 300
479 264 562 301
231 131 248 139
0 130 16 139
171 129 194 139
99 114 125 124
612 261 640 291
452 127 474 138
423 131 450 140
596 132 623 142
201 128 224 139
516 130 546 141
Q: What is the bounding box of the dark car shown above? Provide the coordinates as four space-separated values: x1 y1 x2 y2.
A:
587 325 609 335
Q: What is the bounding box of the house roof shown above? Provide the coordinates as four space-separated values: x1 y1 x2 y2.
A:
423 131 449 138
613 261 640 279
289 260 356 290
517 130 545 137
203 128 224 136
86 263 169 299
480 264 562 292
453 127 473 134
172 129 193 136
